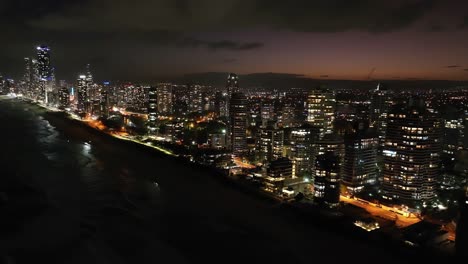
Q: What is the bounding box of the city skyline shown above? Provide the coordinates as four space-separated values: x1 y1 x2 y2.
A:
2 1 468 81
0 1 467 263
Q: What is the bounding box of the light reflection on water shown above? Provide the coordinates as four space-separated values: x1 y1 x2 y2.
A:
0 99 163 261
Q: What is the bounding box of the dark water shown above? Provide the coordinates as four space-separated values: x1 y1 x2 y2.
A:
0 98 415 264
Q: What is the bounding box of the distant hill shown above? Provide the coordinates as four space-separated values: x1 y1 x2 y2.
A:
170 72 468 91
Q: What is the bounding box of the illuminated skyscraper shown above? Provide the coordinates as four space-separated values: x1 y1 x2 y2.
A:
226 73 239 118
257 127 284 163
157 83 173 115
76 75 88 113
343 124 379 195
382 100 443 206
442 117 464 158
188 84 203 114
36 45 53 102
307 88 335 138
290 125 319 178
279 105 295 128
314 152 341 207
226 73 239 99
58 87 69 110
147 86 158 133
22 57 34 96
230 92 247 156
214 91 225 117
369 83 393 147
263 157 293 194
316 133 344 157
36 45 52 81
260 103 275 127
100 83 109 117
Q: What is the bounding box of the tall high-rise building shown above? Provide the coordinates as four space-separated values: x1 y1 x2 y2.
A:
442 118 465 158
172 85 188 116
369 83 393 147
226 73 239 99
85 64 93 83
263 157 293 194
214 91 226 117
307 88 335 138
230 92 247 156
36 45 52 81
382 100 443 207
76 75 88 113
147 86 158 133
290 125 319 178
58 87 69 110
188 84 203 114
36 45 53 102
316 133 344 157
260 103 275 127
100 85 109 117
279 105 296 128
314 152 341 207
257 127 284 163
343 124 379 195
22 57 34 96
226 73 239 118
157 83 173 115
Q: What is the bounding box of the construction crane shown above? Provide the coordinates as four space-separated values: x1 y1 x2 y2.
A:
367 67 376 80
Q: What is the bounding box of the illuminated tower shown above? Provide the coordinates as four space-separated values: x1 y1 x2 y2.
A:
382 99 443 207
147 86 158 133
100 82 110 117
157 83 173 115
369 83 393 147
58 87 69 110
257 127 284 163
307 88 335 138
36 45 52 81
76 75 88 113
188 84 203 114
314 152 341 207
290 125 319 178
23 57 34 96
343 124 379 195
226 73 239 118
36 45 52 102
230 92 247 156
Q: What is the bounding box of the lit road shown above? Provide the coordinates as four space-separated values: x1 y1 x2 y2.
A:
233 157 256 169
340 196 421 228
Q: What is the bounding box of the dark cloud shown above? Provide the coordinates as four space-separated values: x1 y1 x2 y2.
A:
179 38 264 51
320 75 329 78
1 0 467 81
23 0 437 33
208 41 256 50
254 0 436 33
464 69 468 71
446 65 461 68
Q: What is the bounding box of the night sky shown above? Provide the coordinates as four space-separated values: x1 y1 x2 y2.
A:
2 0 468 81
